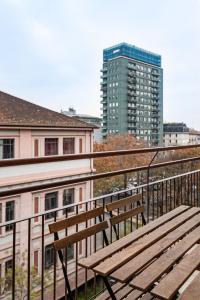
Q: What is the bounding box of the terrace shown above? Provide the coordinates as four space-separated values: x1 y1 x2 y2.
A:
1 144 200 300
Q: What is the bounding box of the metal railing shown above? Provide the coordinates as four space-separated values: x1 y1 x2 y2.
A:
1 144 200 299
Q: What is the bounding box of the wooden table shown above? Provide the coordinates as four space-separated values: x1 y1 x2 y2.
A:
78 205 200 300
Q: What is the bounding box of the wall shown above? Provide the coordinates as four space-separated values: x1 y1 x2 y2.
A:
0 126 94 298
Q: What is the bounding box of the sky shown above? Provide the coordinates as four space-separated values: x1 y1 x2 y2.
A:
0 0 200 129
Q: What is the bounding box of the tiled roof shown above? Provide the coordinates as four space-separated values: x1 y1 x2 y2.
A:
0 91 95 129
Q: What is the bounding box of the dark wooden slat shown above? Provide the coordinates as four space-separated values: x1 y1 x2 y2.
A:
123 289 144 300
78 205 190 269
130 225 200 291
93 208 200 276
114 285 133 300
49 207 104 233
106 194 142 211
152 244 200 299
110 206 144 225
53 221 108 250
138 294 154 300
95 283 126 300
95 284 142 300
178 272 200 300
110 212 200 282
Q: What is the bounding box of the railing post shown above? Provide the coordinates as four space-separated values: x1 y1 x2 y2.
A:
147 151 159 223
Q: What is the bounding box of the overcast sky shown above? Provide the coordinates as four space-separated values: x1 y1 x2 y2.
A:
0 0 200 129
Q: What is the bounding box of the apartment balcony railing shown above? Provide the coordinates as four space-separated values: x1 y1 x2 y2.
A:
1 144 200 299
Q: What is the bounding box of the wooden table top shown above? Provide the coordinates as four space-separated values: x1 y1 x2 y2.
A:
79 205 200 299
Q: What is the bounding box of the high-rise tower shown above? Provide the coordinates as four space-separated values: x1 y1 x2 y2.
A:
101 43 163 146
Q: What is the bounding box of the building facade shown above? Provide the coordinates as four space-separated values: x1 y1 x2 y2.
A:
0 91 95 298
61 107 102 143
101 42 163 146
189 130 200 145
163 123 190 146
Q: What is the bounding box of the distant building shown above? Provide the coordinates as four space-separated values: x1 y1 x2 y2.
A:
62 108 102 143
163 123 200 146
101 42 163 146
189 129 200 144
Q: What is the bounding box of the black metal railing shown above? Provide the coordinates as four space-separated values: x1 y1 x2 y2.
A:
1 144 200 299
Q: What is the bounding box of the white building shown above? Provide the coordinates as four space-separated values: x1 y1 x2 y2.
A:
163 123 189 146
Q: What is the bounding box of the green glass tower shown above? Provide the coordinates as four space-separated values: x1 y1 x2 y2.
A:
101 43 163 146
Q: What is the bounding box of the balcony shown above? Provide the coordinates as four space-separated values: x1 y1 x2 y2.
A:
127 64 136 71
128 71 136 77
127 77 136 84
127 84 136 91
1 145 200 299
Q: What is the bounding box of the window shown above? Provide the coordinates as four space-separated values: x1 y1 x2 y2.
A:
34 139 39 157
34 197 39 222
45 243 73 269
45 138 58 156
0 139 14 159
79 139 83 153
45 192 58 219
63 138 75 154
5 260 13 289
63 189 74 213
5 201 15 232
34 251 39 272
67 244 74 261
45 244 54 268
79 187 83 208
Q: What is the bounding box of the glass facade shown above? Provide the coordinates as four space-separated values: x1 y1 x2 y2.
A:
103 43 161 67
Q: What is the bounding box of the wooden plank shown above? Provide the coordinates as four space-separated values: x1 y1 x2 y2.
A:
110 212 200 282
152 244 200 299
78 205 190 269
138 294 154 300
123 289 144 300
130 225 200 291
114 285 133 299
178 272 200 300
53 221 108 250
110 206 144 225
49 207 104 233
95 283 126 300
94 284 141 300
106 194 142 211
93 208 200 276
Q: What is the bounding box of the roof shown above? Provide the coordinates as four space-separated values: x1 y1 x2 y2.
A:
0 91 95 129
189 128 200 135
163 122 189 133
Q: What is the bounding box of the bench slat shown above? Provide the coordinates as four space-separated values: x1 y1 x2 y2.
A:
53 221 108 250
152 245 200 299
178 272 200 300
95 283 126 300
106 194 142 211
110 206 144 225
122 289 143 300
130 225 200 291
49 207 104 233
